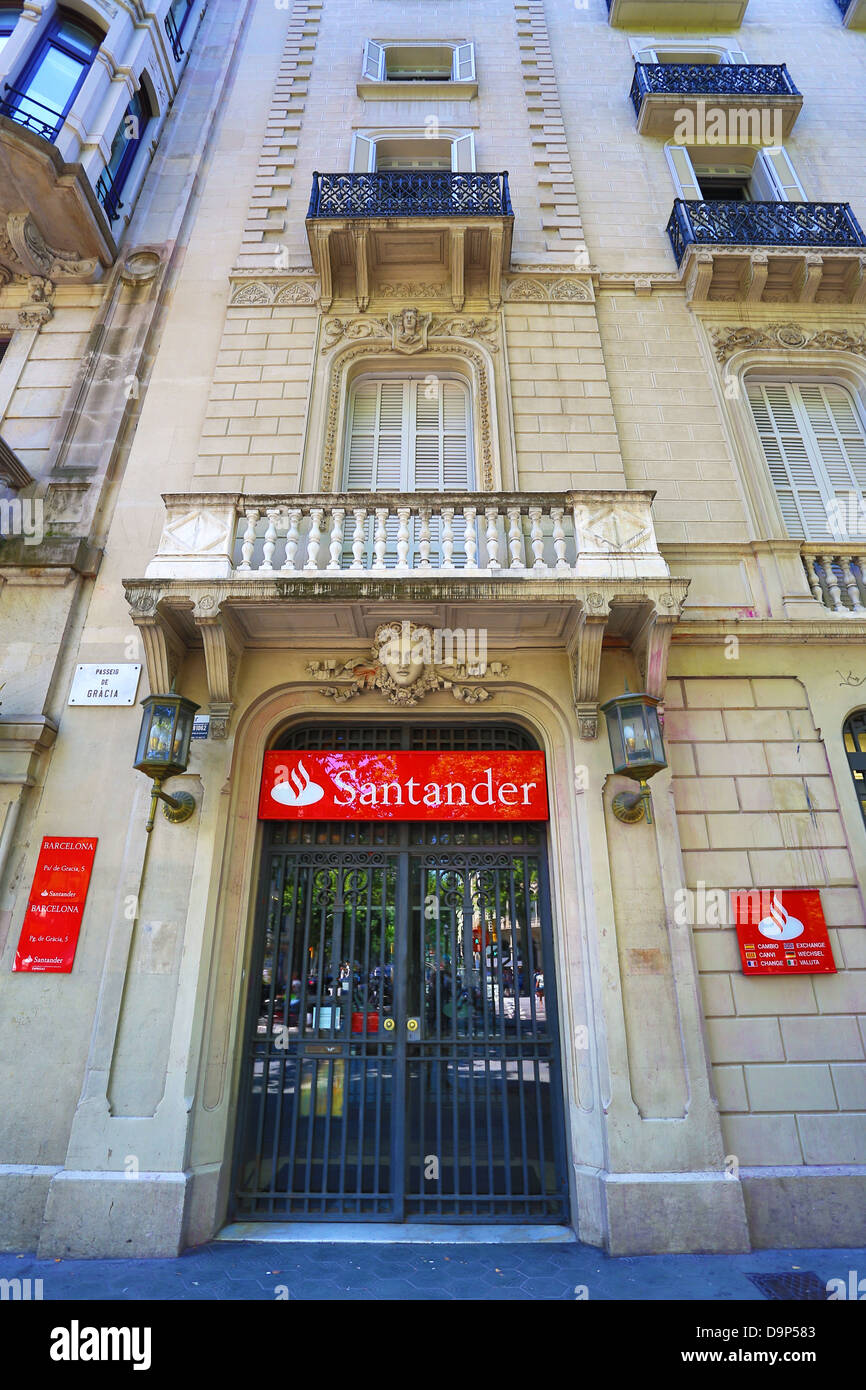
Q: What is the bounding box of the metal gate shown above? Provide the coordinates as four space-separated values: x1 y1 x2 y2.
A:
231 724 569 1223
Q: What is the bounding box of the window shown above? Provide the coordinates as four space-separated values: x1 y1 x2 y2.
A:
96 82 153 222
666 145 805 203
361 40 475 84
165 0 193 61
843 711 866 829
6 11 102 140
634 43 748 63
0 5 21 54
343 376 473 564
351 132 475 172
344 378 473 491
746 381 866 539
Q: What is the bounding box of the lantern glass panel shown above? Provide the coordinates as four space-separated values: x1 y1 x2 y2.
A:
145 703 177 765
172 704 195 766
620 702 651 765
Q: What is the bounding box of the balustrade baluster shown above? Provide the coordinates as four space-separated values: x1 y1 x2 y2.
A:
803 552 823 605
304 507 324 571
373 508 389 571
463 507 477 571
281 508 301 572
260 508 278 572
551 506 570 572
507 507 524 569
327 507 345 571
839 555 865 613
441 507 455 571
418 507 432 570
820 554 845 612
350 507 367 571
396 507 411 573
485 507 501 571
529 507 546 571
238 508 259 572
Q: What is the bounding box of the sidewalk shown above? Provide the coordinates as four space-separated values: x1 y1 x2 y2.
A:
3 1240 865 1300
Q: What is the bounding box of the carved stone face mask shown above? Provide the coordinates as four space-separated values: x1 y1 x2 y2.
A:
378 626 426 687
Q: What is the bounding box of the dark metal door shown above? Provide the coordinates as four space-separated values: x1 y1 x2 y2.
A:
231 725 569 1223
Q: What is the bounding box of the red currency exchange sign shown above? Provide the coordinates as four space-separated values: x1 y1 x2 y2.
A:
731 889 836 975
258 750 549 822
13 837 97 974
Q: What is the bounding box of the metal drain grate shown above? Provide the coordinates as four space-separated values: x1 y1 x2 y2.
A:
748 1271 829 1301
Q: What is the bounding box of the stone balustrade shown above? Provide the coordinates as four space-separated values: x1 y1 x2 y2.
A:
802 547 866 614
144 490 670 582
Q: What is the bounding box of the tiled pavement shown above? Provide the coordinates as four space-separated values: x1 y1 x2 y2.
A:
3 1241 866 1300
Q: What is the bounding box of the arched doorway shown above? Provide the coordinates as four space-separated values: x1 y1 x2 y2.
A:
230 722 569 1223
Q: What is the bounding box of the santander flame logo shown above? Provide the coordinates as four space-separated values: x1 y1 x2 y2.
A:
270 758 325 808
757 893 804 941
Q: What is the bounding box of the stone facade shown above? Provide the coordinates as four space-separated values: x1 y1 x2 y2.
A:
0 0 864 1258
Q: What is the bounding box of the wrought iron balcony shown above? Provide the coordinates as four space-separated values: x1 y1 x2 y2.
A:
668 200 866 264
95 168 124 224
307 171 512 220
305 172 514 312
165 10 185 61
667 199 866 304
803 548 866 614
630 63 802 137
608 0 749 26
0 86 64 142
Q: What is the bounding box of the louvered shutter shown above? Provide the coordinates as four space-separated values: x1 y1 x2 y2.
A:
362 40 385 81
351 134 376 172
343 378 473 565
757 146 805 202
665 144 702 200
453 43 475 81
747 381 866 539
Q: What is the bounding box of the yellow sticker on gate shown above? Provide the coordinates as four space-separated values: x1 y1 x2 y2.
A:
383 1017 395 1031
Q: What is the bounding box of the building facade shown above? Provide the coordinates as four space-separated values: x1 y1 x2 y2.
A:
1 0 865 1259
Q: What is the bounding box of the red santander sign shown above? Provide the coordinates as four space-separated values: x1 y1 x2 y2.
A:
13 837 97 974
731 889 836 975
259 750 549 822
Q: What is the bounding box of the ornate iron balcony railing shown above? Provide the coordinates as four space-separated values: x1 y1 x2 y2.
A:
165 11 184 61
307 171 513 219
630 62 799 117
0 85 64 142
667 199 866 265
95 167 124 224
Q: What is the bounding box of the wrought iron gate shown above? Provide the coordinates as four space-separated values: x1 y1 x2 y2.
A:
231 725 569 1223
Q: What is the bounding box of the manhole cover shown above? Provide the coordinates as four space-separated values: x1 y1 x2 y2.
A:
748 1271 828 1301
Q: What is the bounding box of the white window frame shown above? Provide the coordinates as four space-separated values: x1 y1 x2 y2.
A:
665 143 806 201
361 40 475 84
631 38 748 63
746 378 866 541
350 129 476 173
341 373 475 493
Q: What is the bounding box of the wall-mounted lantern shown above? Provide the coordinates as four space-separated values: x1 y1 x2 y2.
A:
134 691 199 832
600 689 667 824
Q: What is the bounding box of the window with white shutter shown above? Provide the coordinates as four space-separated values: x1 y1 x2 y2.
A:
746 381 866 539
342 377 474 564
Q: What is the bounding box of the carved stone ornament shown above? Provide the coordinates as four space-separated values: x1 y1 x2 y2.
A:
378 282 449 299
322 310 498 354
306 621 509 708
1 212 98 281
229 279 318 307
710 322 866 364
505 276 593 303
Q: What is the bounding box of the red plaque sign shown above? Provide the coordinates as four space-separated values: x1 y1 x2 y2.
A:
258 750 549 822
731 889 836 975
13 837 98 974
